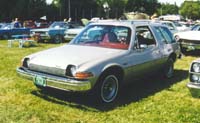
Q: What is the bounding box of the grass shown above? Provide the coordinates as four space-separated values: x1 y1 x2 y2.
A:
0 40 200 123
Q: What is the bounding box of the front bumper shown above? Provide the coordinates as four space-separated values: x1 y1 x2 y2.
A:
17 67 92 92
180 42 200 50
187 82 200 97
31 33 51 40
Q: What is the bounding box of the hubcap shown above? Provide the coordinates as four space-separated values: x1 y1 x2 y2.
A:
101 75 118 103
55 35 61 43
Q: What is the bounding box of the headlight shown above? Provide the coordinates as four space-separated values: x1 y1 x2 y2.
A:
70 65 77 76
192 63 200 72
174 35 180 42
66 65 77 77
22 58 30 68
191 74 199 82
65 65 93 79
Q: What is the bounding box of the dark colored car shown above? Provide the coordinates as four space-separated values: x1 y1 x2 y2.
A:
0 23 30 39
30 21 80 43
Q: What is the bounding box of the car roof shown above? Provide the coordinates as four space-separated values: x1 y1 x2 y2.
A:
88 20 163 28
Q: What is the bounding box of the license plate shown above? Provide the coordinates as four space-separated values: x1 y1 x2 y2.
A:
34 75 46 87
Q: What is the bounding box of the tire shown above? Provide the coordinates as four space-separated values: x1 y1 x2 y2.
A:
94 73 120 103
54 35 63 44
164 58 174 78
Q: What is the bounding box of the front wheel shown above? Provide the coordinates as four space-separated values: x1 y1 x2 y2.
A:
94 73 120 103
2 33 10 39
54 35 63 44
164 58 174 78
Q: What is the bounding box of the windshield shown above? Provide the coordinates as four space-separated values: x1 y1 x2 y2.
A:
49 22 68 29
1 24 12 29
71 25 131 50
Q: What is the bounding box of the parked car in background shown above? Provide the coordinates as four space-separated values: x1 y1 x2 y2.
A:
174 23 200 52
157 21 178 34
0 23 30 39
187 59 200 97
30 21 80 43
0 23 6 29
173 21 190 32
17 20 181 103
35 22 49 28
64 26 84 41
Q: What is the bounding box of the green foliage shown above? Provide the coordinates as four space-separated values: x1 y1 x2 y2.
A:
0 40 200 122
96 0 128 18
126 0 159 15
179 1 200 20
0 0 47 21
157 3 179 16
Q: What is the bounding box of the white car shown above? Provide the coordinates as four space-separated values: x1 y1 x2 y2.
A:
64 27 84 41
17 20 180 103
174 24 200 52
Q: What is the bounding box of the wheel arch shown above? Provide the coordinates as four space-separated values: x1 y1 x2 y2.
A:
99 64 124 84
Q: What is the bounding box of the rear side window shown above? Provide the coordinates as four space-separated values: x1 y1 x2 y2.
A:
154 26 175 44
135 26 156 48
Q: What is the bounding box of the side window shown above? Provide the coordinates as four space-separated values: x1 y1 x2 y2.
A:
154 26 175 44
135 26 156 49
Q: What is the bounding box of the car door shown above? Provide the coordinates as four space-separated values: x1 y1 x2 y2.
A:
124 26 163 80
152 26 180 60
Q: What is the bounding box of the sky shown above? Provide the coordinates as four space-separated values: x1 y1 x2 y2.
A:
46 0 53 5
46 0 184 6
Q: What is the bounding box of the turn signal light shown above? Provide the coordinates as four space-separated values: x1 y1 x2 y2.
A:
75 72 93 79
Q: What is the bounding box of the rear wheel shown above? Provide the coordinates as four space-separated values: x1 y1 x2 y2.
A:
164 58 174 78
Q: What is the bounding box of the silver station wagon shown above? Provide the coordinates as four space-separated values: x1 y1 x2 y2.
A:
17 20 181 103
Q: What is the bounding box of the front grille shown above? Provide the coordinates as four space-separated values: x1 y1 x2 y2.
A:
29 63 65 77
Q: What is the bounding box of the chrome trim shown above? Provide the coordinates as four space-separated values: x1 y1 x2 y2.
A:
181 42 200 50
187 82 200 97
16 67 92 91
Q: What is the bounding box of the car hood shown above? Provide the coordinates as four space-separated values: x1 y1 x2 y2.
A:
175 31 200 40
28 45 125 73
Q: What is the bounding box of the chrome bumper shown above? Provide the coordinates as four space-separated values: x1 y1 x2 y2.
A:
187 82 200 97
16 67 92 92
181 42 200 50
30 34 51 40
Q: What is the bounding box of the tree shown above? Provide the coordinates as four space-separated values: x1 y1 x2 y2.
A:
179 1 200 20
157 3 179 16
0 0 48 21
96 0 128 18
126 0 159 15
